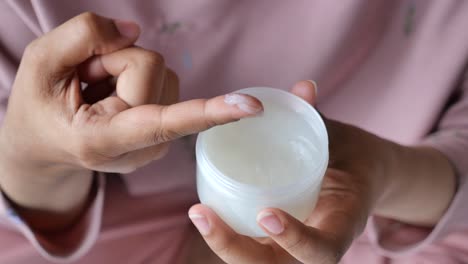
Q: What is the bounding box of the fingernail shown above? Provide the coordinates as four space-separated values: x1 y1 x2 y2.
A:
224 93 263 114
189 213 211 236
114 19 140 39
257 211 284 235
307 80 318 96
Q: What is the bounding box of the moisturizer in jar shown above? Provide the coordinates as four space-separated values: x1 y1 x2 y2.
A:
196 87 328 237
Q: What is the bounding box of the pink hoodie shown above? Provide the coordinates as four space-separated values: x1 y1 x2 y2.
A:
0 1 467 263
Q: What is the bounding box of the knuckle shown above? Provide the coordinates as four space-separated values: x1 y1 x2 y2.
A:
77 12 100 27
74 141 96 167
24 39 47 64
23 39 55 90
73 134 110 169
72 12 123 55
202 100 219 129
24 39 39 56
138 49 165 68
143 52 164 69
152 129 177 144
73 12 101 43
210 234 236 256
148 52 165 66
282 231 310 253
124 48 165 73
151 106 183 144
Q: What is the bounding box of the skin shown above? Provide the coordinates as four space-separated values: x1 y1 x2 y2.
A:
0 13 456 263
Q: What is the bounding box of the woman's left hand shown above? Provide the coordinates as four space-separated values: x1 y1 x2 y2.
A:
188 80 391 264
188 79 456 264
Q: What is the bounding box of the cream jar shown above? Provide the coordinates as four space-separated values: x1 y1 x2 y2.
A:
196 87 328 237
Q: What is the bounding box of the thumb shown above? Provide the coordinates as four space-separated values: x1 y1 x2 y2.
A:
290 80 318 106
257 208 339 264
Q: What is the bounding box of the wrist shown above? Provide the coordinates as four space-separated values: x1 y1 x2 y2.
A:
0 165 93 211
325 119 395 208
373 145 456 226
371 139 403 214
0 140 93 213
0 157 94 232
353 132 400 212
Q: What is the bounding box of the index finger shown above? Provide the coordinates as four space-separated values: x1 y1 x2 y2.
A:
106 93 263 153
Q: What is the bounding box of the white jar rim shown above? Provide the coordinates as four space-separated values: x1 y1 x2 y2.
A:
196 87 329 201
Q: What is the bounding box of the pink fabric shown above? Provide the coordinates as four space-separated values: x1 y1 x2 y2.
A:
0 0 467 263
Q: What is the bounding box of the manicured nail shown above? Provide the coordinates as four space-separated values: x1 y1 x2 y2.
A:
224 93 263 114
257 211 284 235
189 213 211 236
307 80 318 96
114 19 140 39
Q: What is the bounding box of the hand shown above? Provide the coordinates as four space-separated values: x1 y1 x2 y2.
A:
188 80 382 263
188 80 456 264
0 12 263 231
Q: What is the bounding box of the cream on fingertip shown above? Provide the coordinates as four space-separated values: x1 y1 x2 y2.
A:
224 93 263 114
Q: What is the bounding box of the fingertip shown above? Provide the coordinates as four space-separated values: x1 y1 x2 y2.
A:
189 204 236 238
114 19 141 40
257 209 285 235
188 204 209 215
192 207 272 263
189 204 212 236
307 80 318 95
224 93 264 117
291 80 318 105
78 56 109 83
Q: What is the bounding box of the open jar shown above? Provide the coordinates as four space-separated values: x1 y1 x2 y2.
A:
196 87 328 237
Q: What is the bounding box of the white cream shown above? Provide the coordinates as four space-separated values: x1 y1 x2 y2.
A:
196 87 328 237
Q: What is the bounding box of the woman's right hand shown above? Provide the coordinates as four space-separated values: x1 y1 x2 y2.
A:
0 12 263 231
